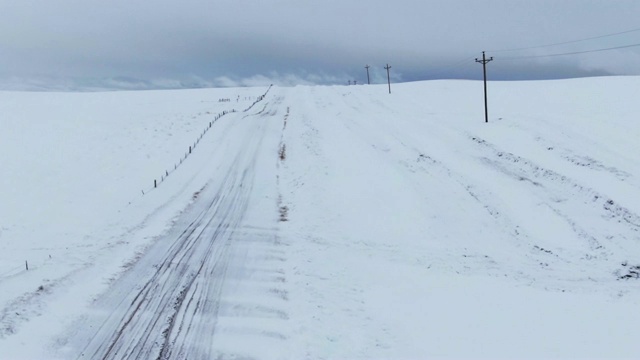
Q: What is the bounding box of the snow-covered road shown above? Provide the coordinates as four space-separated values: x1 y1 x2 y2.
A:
58 95 294 360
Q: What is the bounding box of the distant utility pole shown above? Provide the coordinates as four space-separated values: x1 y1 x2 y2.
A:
384 64 392 94
365 65 371 84
354 80 357 85
475 51 493 123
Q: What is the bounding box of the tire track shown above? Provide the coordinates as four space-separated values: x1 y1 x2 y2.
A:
64 104 275 360
468 135 640 266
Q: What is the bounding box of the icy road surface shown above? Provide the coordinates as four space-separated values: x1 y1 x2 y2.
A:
63 102 286 359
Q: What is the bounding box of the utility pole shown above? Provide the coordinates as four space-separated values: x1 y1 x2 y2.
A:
354 80 357 85
384 64 392 94
365 65 371 85
475 51 493 123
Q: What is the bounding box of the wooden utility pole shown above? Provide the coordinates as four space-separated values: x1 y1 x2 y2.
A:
384 64 392 94
475 51 493 123
365 65 371 84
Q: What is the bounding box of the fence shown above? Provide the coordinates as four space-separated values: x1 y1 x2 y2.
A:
143 85 273 195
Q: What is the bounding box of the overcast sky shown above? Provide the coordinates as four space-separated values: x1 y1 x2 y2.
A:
1 0 640 90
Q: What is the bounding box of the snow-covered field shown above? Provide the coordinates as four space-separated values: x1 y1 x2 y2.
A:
1 77 639 359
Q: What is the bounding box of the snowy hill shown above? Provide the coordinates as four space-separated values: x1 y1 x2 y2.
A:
1 78 639 359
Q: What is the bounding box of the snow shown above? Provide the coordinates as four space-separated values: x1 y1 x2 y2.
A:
1 77 640 359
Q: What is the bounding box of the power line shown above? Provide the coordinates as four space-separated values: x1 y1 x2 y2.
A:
404 27 640 81
428 55 477 79
489 26 640 53
423 40 640 80
498 41 640 61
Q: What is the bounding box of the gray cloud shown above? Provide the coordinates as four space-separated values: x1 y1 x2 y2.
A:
1 0 639 90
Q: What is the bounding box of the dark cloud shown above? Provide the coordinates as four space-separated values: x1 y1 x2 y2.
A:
1 0 639 90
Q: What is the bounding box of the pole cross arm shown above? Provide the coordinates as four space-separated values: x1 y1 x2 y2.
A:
475 57 494 64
